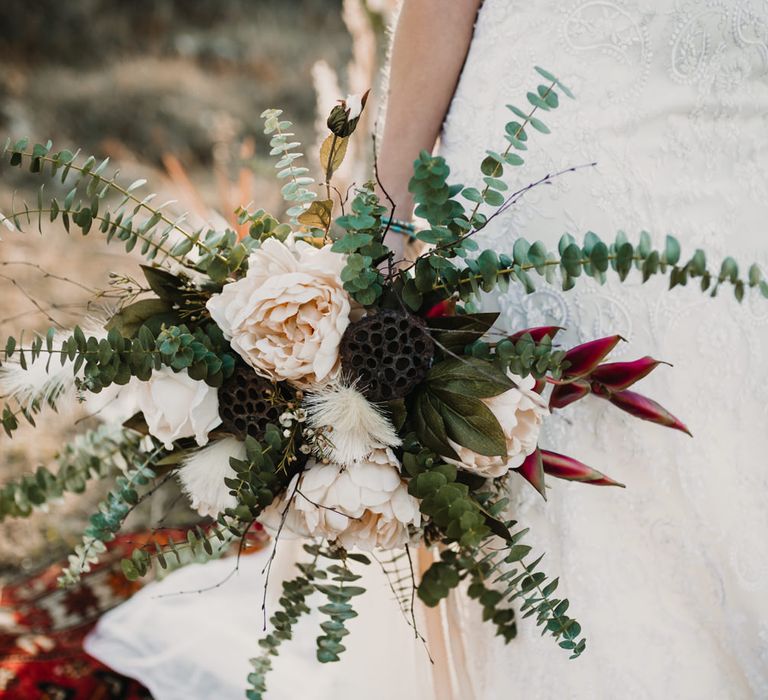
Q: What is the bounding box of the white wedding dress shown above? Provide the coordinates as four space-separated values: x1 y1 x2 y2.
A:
437 1 768 698
87 2 768 699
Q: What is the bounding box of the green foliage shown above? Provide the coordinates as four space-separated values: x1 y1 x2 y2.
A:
417 554 461 607
333 185 389 306
410 357 512 459
120 517 244 581
0 425 143 521
403 448 490 549
236 206 292 243
410 150 468 231
261 109 317 225
466 514 587 658
434 231 768 304
418 509 586 658
58 452 161 586
0 138 251 284
0 321 235 411
248 542 370 698
248 553 318 700
310 544 366 663
482 333 568 380
223 427 292 522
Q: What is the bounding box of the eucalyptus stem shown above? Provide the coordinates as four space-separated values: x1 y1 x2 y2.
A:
13 151 227 264
5 206 190 268
466 79 556 225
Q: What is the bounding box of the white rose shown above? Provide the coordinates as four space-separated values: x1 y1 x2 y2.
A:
259 449 421 551
446 373 548 478
206 238 352 388
134 367 221 450
84 380 141 425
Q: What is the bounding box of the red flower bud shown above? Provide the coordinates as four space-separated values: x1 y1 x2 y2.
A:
425 298 456 319
563 335 623 377
516 449 547 499
590 356 671 391
607 389 692 436
540 450 625 487
549 380 591 409
508 326 563 343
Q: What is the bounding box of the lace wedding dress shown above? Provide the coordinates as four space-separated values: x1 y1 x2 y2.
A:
436 1 768 698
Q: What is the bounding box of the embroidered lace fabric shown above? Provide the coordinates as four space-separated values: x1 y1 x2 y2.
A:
437 1 768 698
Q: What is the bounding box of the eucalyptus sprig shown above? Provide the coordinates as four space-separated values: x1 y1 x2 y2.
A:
58 448 162 586
0 139 258 284
0 425 143 521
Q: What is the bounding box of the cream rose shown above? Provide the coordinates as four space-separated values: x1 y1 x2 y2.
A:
206 238 352 388
259 449 421 551
134 368 221 450
446 373 548 478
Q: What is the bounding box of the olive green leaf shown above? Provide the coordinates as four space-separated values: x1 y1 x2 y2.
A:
428 357 513 398
105 298 171 338
427 312 499 352
433 390 507 457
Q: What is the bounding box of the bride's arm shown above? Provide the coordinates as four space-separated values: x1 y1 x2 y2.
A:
377 0 482 229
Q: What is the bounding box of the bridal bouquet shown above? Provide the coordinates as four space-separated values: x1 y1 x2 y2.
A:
0 68 763 697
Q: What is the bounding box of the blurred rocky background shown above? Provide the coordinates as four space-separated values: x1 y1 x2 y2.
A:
0 0 395 571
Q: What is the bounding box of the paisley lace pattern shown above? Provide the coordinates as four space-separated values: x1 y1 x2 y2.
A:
439 1 768 698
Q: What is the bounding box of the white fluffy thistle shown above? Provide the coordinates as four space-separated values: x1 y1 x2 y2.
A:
303 380 401 466
0 322 114 416
0 330 78 412
178 438 245 517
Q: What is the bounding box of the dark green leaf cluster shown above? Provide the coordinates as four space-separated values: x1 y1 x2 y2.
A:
235 206 292 244
0 425 142 521
0 320 235 401
403 448 489 550
417 504 586 658
153 323 235 386
333 185 388 306
472 333 567 380
409 150 468 232
224 427 292 522
409 357 512 460
469 522 586 658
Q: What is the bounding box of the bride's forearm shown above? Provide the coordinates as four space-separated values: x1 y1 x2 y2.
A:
377 0 482 222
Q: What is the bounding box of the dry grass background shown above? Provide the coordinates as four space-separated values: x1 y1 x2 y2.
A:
0 0 390 571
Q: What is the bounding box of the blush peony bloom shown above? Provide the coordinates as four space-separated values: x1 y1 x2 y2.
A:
259 449 421 551
134 368 221 450
206 237 353 388
446 373 548 478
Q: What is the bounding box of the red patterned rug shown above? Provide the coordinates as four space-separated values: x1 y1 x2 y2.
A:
0 531 185 699
0 525 269 699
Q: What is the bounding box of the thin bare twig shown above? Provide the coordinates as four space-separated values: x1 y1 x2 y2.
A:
261 475 302 629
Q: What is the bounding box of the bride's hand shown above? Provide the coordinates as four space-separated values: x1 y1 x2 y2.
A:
376 0 481 263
